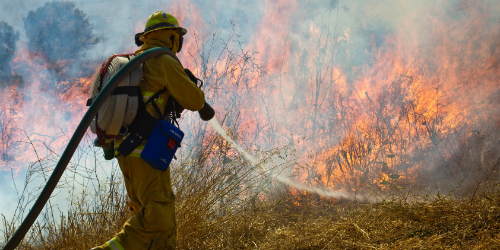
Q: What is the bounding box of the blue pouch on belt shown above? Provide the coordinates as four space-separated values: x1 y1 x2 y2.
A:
140 120 184 171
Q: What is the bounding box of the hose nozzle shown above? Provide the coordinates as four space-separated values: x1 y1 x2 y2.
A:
198 101 215 121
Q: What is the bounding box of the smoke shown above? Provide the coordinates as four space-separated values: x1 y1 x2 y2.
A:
0 1 499 224
0 21 19 82
209 117 364 200
24 1 95 63
178 0 500 197
329 0 339 10
20 1 98 83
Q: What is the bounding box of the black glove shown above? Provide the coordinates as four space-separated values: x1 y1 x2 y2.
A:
198 101 215 121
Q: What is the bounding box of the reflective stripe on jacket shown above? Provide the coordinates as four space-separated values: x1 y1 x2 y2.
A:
114 142 145 158
142 91 164 104
106 237 125 250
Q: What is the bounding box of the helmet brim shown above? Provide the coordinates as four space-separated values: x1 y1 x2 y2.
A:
137 27 187 42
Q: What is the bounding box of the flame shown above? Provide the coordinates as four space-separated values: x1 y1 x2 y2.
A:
204 0 500 194
0 44 92 171
1 0 499 198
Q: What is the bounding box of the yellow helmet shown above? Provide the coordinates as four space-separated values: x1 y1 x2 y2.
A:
137 11 187 42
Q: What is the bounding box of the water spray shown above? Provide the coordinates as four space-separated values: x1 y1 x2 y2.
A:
208 118 358 200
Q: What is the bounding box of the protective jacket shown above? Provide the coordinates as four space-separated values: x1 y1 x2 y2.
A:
113 30 204 158
135 30 204 117
93 29 204 250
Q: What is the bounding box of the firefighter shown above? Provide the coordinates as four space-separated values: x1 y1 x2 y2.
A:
92 11 206 250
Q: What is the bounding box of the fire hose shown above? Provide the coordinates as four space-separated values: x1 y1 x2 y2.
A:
1 47 183 250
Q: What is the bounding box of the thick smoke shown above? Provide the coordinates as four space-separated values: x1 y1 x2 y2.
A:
0 21 19 83
24 1 95 63
0 1 498 224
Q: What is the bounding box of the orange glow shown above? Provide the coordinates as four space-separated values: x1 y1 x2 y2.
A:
1 1 499 198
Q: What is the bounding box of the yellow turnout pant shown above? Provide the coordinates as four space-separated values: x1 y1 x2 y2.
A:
93 155 177 250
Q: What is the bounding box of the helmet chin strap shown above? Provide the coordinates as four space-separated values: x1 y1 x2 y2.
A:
178 36 184 52
177 29 184 52
168 30 184 53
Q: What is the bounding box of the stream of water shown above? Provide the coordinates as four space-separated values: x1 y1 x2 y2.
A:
208 118 359 200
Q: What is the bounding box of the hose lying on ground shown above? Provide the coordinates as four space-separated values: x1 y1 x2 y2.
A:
2 47 178 250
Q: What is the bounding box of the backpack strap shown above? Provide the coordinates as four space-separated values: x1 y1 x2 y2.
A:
144 87 168 119
116 87 169 157
110 86 140 96
163 96 181 127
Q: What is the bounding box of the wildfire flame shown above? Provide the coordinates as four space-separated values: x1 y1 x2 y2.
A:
1 0 499 198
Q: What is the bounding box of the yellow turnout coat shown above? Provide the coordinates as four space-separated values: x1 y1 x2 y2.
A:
93 29 204 250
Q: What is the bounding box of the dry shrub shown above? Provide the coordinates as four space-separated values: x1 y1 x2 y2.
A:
172 126 287 249
0 126 287 249
2 132 500 249
1 133 135 249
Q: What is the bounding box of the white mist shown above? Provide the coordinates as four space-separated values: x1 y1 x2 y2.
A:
208 117 361 200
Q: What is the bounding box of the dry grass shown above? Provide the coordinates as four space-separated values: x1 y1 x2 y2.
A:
4 154 500 250
2 123 500 250
228 192 500 250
